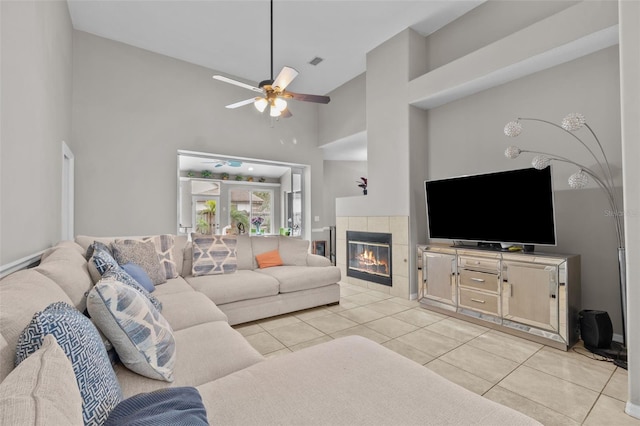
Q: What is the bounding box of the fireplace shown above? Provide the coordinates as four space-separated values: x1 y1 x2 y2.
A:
346 231 392 286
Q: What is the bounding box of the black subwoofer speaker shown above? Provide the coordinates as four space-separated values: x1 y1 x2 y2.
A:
579 310 613 349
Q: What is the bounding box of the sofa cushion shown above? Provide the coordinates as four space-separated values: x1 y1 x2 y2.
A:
35 259 93 312
173 235 188 278
16 302 122 425
153 277 196 297
235 234 254 270
104 387 208 426
196 336 540 426
255 249 284 269
0 335 83 426
278 236 310 266
155 291 228 331
185 270 279 305
0 270 73 382
87 279 176 382
249 236 279 269
116 322 264 398
191 234 237 276
121 263 155 292
40 244 87 266
257 265 342 293
112 239 167 285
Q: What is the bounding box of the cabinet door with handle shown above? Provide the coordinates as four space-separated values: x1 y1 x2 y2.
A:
422 251 457 306
502 261 559 332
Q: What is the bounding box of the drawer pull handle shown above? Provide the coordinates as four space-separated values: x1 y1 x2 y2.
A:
470 278 485 283
470 298 486 304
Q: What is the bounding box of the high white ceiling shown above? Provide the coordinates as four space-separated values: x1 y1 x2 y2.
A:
67 0 483 96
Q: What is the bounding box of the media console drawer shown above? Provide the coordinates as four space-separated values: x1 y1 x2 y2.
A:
458 256 500 272
459 269 499 293
459 288 499 316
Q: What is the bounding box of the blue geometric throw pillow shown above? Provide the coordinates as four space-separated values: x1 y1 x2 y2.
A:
92 246 121 275
15 302 123 426
88 280 176 382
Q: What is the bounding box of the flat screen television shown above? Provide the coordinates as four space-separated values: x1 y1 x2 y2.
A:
424 167 556 247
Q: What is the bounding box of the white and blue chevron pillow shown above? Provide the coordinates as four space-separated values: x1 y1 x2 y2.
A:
16 302 123 426
87 278 176 382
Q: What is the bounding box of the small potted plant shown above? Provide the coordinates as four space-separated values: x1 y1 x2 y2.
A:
201 170 212 179
357 177 368 195
235 174 243 181
247 176 254 182
186 170 195 178
221 172 229 180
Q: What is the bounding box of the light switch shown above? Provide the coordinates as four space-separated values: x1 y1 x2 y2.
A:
314 216 320 222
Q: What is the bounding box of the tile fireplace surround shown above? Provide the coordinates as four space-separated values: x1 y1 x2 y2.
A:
336 216 410 299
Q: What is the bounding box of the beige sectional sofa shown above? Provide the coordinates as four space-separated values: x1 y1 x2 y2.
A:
75 234 341 325
0 236 540 425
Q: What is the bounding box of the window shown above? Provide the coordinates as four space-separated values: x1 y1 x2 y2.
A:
229 189 273 234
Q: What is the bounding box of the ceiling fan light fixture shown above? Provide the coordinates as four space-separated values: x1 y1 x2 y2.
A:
254 97 268 112
274 97 287 112
270 105 282 117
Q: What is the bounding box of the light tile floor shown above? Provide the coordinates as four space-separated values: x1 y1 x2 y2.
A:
233 282 639 425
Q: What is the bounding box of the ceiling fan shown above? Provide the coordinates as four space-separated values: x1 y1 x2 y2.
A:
202 159 243 168
212 0 330 118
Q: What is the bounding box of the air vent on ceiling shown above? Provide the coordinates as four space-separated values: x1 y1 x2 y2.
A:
308 56 324 66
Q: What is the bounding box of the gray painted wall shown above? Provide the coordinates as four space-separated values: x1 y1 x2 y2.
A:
71 31 326 239
318 73 366 147
0 0 73 264
323 160 367 226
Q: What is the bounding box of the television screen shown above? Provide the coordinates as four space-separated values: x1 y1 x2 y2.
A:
425 167 556 246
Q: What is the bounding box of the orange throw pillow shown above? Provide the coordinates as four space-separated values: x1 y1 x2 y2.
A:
256 250 284 269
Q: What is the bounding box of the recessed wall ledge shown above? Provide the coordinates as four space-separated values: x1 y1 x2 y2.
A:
408 1 619 110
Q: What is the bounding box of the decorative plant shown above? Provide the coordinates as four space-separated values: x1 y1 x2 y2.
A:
198 200 217 234
357 177 368 195
258 177 266 182
235 174 244 181
195 217 210 234
230 207 248 233
201 170 212 179
247 176 254 182
186 170 195 178
221 172 229 180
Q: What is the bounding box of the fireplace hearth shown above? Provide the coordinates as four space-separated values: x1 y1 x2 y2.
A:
346 231 392 286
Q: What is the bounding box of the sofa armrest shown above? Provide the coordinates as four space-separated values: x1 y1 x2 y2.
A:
306 254 331 267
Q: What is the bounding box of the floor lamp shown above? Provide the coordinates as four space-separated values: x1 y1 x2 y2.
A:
502 113 627 347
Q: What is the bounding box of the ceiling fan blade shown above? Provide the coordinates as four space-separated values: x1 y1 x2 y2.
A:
284 91 330 104
213 75 263 93
272 66 299 92
225 98 258 109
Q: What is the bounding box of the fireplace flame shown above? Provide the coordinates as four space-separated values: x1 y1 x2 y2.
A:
356 250 388 274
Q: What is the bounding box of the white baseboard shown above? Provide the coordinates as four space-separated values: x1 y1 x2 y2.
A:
0 250 45 279
626 402 640 419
